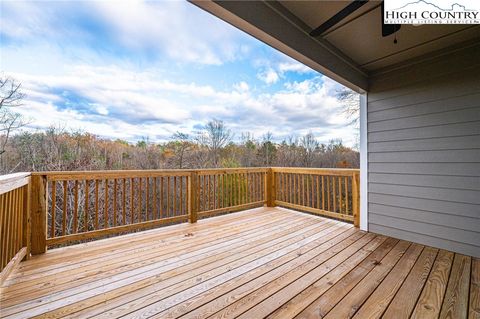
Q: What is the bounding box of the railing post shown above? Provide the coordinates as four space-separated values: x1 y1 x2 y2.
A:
30 175 47 255
266 168 275 207
352 172 360 227
22 176 32 260
188 171 198 223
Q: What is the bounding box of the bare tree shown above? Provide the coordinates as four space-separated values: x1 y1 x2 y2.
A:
0 76 26 158
300 132 318 167
336 86 360 126
198 119 233 167
171 132 191 169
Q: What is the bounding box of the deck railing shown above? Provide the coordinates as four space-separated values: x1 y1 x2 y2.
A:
272 168 360 226
0 173 31 285
0 167 359 270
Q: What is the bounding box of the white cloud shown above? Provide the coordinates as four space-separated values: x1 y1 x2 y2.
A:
257 68 279 85
1 0 357 146
234 81 249 92
278 61 313 74
9 64 356 145
1 1 252 66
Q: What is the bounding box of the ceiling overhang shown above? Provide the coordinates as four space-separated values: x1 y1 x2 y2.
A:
190 0 480 93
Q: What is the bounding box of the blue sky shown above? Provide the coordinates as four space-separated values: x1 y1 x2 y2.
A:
0 0 357 146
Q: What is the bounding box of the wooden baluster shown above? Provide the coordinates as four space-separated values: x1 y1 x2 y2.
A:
332 176 336 213
104 179 109 228
3 194 8 265
345 176 349 214
9 190 14 257
254 172 257 203
212 175 216 210
306 175 310 207
160 176 164 219
257 172 260 202
218 174 222 209
316 175 320 209
173 176 177 216
138 177 142 222
73 180 78 233
146 177 150 220
84 180 88 232
239 173 243 205
201 175 204 211
302 175 306 206
352 173 360 227
62 181 67 236
153 177 157 220
208 175 212 210
321 176 324 210
290 174 298 204
180 176 183 215
122 179 126 225
11 189 15 256
297 174 301 205
166 176 170 218
50 181 56 238
252 173 255 202
14 189 19 253
246 173 249 204
327 176 330 212
259 173 262 204
95 180 99 229
252 173 259 202
113 179 117 226
311 175 315 207
338 176 342 214
244 173 248 204
23 180 31 260
4 191 9 264
1 194 5 267
234 173 242 206
217 175 221 208
229 173 232 206
130 178 134 224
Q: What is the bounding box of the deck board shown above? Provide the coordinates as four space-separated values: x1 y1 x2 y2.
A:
0 207 477 319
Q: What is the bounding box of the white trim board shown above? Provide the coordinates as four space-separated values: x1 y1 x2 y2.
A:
360 93 368 231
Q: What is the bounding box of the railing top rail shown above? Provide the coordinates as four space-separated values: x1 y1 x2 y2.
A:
0 172 31 182
271 167 359 175
0 172 31 195
31 168 270 180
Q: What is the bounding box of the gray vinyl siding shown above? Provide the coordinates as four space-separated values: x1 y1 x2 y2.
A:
367 42 480 257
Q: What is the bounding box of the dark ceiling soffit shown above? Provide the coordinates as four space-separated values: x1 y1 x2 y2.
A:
309 0 369 37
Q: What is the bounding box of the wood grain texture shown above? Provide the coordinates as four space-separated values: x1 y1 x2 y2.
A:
383 246 438 319
411 250 454 319
439 253 471 319
0 206 475 319
471 258 480 319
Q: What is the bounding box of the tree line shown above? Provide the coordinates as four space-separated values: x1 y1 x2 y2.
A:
0 75 359 174
1 122 358 174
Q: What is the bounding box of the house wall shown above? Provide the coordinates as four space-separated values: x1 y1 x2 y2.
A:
367 42 480 257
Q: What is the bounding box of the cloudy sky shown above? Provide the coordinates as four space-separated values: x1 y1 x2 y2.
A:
0 0 357 146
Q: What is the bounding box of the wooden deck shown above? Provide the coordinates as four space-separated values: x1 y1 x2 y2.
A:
0 207 478 319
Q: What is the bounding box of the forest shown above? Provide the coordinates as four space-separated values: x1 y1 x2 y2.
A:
1 122 359 174
0 75 359 174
